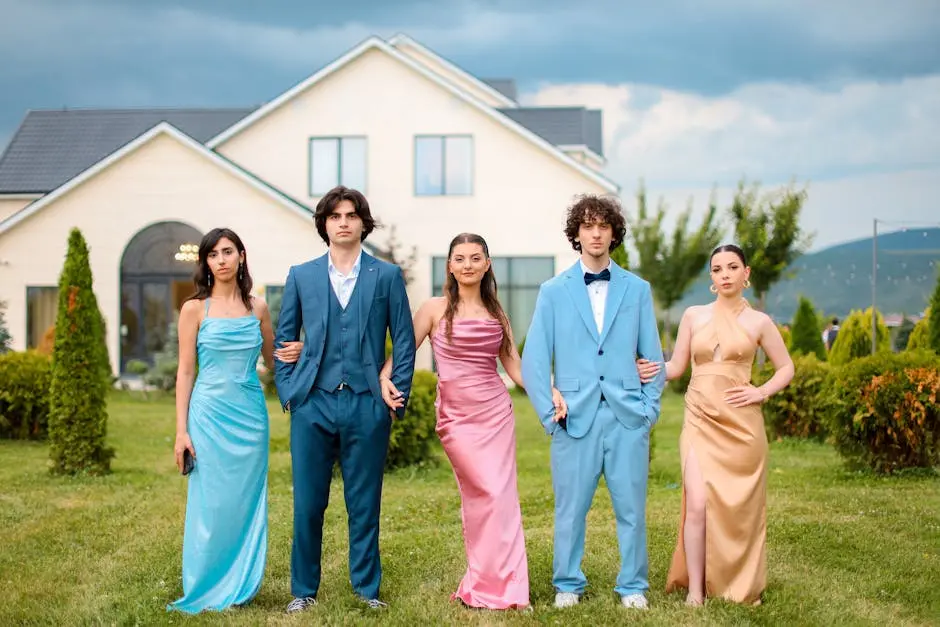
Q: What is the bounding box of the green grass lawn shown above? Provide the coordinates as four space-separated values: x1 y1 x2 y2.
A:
1 391 938 626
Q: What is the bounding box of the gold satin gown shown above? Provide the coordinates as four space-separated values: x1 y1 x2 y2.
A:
665 298 767 605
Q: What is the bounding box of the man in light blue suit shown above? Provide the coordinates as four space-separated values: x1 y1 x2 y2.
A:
274 186 416 613
522 194 665 610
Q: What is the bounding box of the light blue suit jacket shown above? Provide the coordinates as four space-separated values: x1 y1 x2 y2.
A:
521 260 666 438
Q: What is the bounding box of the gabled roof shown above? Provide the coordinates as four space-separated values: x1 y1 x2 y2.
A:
0 122 313 236
0 108 255 194
388 33 519 108
482 79 518 102
208 36 617 192
498 107 604 157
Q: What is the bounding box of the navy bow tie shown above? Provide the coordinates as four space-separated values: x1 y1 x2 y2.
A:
584 268 611 285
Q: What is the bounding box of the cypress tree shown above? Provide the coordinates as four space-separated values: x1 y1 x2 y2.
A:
48 228 114 475
789 296 827 360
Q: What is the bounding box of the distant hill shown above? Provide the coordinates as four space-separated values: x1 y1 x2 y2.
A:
667 227 940 322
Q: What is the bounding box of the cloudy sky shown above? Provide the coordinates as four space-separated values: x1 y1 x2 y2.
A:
2 0 939 248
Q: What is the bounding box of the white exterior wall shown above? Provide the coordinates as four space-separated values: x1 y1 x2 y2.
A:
0 196 37 222
215 48 612 366
0 133 325 373
391 40 513 108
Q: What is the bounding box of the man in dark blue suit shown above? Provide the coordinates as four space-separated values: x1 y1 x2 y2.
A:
274 186 416 613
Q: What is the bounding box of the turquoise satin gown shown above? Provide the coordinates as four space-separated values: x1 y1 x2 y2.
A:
168 302 269 613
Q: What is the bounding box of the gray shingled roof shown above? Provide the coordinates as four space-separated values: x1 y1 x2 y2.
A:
0 108 255 194
482 78 518 102
0 104 603 194
498 107 604 157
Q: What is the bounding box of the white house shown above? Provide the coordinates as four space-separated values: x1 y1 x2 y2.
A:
0 34 618 374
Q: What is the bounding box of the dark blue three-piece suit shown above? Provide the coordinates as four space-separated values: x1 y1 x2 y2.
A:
274 251 416 600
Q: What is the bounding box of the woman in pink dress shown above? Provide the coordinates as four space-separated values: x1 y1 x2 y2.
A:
381 233 565 610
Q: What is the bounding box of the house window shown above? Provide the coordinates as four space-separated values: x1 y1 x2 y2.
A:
26 286 58 349
415 135 473 196
309 137 367 196
431 256 554 342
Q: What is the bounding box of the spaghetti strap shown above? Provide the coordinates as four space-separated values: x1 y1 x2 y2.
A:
204 298 211 318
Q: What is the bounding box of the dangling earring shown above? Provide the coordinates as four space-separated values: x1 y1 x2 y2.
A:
238 262 244 281
710 284 719 294
207 271 213 287
743 279 751 289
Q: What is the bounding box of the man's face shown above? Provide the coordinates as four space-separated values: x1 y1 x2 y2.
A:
325 199 363 247
578 214 613 259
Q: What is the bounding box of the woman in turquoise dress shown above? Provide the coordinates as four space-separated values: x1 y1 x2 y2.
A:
168 227 301 614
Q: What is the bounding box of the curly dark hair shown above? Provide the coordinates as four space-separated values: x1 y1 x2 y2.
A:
313 185 377 245
564 194 627 253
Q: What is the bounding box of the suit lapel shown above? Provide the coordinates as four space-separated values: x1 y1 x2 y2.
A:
358 253 378 340
314 254 329 327
563 263 600 342
599 263 628 346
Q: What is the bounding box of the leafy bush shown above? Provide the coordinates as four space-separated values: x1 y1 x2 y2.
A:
789 296 826 360
48 228 114 475
825 350 940 473
894 316 916 352
755 353 830 440
386 369 439 470
144 322 178 391
829 307 891 366
0 300 11 354
906 309 930 351
0 351 52 440
929 271 940 353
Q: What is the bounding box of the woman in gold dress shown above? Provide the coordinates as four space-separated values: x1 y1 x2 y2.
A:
638 244 793 606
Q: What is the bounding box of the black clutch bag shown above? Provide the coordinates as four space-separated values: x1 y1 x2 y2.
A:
181 449 195 476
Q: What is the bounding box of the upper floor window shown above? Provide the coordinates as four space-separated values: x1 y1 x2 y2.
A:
415 135 473 196
309 137 367 196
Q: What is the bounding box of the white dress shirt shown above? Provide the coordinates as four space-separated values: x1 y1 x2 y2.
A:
581 259 611 334
328 250 362 309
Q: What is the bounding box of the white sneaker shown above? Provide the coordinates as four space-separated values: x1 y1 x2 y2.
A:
621 593 648 609
554 592 580 608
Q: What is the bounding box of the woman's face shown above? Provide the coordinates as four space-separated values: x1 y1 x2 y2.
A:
448 243 490 287
710 251 749 297
206 237 244 283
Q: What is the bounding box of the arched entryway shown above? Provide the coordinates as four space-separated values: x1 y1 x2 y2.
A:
120 221 203 371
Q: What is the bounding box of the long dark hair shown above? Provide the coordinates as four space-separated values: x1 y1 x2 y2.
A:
443 233 514 357
190 228 254 310
313 185 377 245
710 243 747 266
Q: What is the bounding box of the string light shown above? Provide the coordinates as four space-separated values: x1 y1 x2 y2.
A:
174 243 198 263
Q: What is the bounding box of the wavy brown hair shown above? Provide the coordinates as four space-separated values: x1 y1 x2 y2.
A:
189 227 253 311
442 233 514 357
564 193 627 252
313 185 377 245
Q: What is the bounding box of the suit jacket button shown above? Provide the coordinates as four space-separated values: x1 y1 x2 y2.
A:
599 375 605 381
598 349 604 355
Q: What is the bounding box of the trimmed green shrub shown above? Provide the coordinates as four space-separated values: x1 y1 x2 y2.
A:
907 309 930 351
0 351 52 440
0 300 11 354
826 350 940 473
755 353 830 440
48 228 114 475
894 316 916 352
790 296 826 360
929 271 940 353
387 369 439 470
829 307 891 366
144 322 178 391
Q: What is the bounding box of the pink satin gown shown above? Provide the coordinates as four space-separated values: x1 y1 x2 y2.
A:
431 318 530 609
